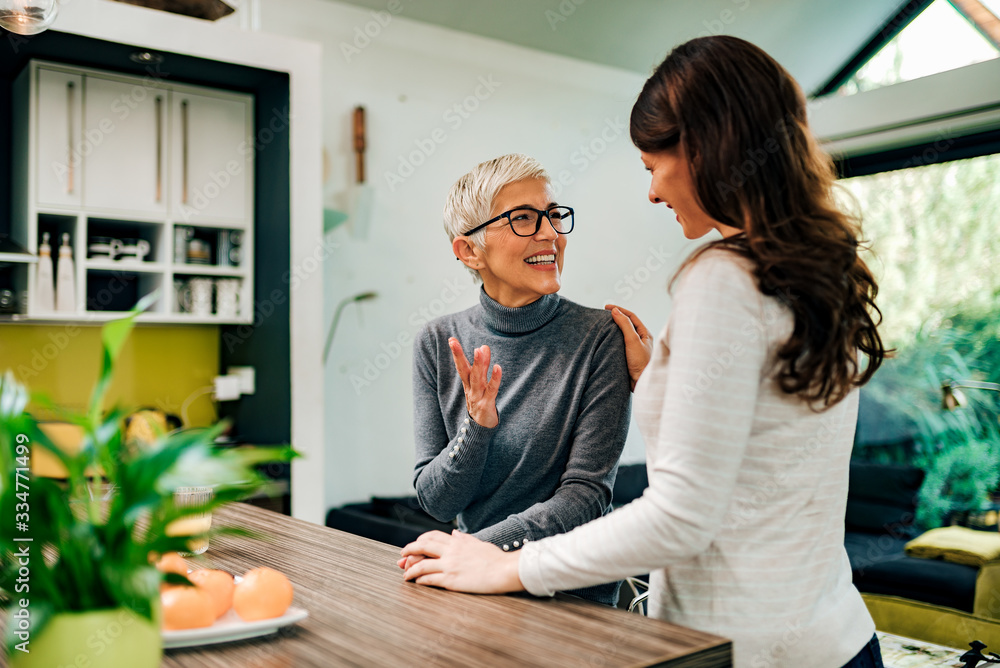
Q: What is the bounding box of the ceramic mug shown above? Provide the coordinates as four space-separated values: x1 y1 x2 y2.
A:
186 238 211 265
178 277 213 316
88 237 122 260
215 278 240 318
118 239 150 263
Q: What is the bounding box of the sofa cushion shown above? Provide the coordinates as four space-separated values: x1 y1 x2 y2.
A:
325 498 454 548
905 525 1000 567
845 531 977 612
613 463 649 507
846 461 924 537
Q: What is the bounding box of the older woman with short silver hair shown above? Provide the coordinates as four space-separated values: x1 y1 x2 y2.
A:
405 153 631 606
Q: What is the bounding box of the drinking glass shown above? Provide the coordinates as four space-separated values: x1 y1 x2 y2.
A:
166 486 213 556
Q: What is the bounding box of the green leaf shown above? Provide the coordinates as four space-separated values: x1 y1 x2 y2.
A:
0 372 29 419
162 571 194 587
0 300 299 622
88 291 160 426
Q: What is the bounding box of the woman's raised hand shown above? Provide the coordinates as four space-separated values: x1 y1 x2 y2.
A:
448 338 502 428
605 304 653 391
401 530 523 594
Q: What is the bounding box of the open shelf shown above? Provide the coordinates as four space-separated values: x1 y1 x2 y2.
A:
86 217 167 264
0 253 36 264
172 264 244 277
85 272 165 315
2 311 229 325
86 259 166 273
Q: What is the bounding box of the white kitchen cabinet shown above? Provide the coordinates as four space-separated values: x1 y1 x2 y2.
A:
82 75 168 216
10 61 255 325
34 68 83 208
170 88 253 225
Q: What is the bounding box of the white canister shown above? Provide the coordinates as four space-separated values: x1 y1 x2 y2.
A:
215 278 241 318
179 277 213 316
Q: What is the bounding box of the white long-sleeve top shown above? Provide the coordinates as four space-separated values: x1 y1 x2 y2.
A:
519 249 874 668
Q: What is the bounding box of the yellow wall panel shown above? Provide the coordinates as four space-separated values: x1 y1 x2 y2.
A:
0 324 219 427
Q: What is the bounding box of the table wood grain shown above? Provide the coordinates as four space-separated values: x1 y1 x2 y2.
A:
3 503 732 667
163 503 731 667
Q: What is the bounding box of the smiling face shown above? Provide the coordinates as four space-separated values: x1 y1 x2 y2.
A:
467 177 566 308
640 145 741 240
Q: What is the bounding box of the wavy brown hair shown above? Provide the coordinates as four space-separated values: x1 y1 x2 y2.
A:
631 35 887 409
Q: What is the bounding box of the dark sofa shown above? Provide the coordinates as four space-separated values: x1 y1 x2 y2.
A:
844 461 979 612
324 464 655 548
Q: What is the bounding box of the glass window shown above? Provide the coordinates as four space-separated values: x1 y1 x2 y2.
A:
836 0 999 97
841 152 1000 346
842 152 1000 528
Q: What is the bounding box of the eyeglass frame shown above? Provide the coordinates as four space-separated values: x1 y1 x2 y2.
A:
461 205 575 238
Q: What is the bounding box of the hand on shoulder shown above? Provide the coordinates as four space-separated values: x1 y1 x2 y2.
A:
605 304 653 391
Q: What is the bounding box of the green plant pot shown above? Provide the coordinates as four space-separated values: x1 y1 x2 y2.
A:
10 607 161 668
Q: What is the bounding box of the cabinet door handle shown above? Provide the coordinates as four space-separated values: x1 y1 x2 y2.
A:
155 95 163 203
67 81 74 194
181 99 189 205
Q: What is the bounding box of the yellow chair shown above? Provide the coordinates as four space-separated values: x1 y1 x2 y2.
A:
33 411 169 478
863 560 1000 648
33 422 86 478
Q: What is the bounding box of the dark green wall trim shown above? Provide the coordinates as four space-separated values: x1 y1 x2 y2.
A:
218 74 292 444
835 127 1000 178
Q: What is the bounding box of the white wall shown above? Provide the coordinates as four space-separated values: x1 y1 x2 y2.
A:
260 0 702 510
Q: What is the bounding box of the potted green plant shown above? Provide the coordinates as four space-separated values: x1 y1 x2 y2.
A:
859 310 1000 529
0 298 296 667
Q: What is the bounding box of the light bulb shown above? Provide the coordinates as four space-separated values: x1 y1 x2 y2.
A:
0 0 59 36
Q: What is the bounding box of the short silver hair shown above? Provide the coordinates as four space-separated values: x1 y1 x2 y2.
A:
443 154 550 281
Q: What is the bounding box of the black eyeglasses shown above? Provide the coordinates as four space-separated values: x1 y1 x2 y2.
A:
463 206 575 238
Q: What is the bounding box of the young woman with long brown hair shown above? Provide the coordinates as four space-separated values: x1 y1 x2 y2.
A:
400 35 888 668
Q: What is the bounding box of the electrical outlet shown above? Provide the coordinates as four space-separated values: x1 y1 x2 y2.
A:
214 375 242 402
228 366 255 395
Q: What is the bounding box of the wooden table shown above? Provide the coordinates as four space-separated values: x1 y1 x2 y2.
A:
163 503 730 667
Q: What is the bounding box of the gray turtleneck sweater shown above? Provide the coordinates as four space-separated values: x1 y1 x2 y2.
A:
412 287 631 605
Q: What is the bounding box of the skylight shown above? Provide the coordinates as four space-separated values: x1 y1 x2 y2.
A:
836 0 1000 96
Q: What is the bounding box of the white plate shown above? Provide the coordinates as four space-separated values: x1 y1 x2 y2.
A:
162 606 308 649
